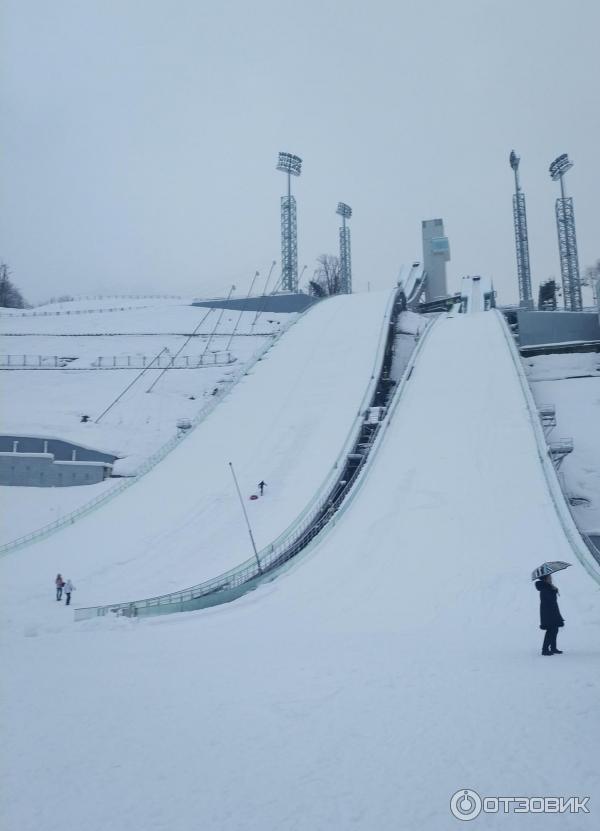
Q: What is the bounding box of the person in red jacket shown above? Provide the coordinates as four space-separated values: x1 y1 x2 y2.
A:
55 573 65 601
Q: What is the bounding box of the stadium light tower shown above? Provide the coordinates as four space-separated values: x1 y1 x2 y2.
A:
549 153 582 312
276 152 302 293
336 202 353 294
509 151 533 309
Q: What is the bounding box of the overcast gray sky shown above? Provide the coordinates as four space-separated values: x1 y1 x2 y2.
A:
1 0 598 305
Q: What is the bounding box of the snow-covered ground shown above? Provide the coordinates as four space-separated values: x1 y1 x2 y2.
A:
0 295 189 317
2 309 598 831
524 352 600 532
0 300 288 336
0 299 295 542
0 290 393 606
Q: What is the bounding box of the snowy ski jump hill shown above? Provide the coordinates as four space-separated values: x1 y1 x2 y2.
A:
1 304 599 831
0 290 395 612
0 297 297 542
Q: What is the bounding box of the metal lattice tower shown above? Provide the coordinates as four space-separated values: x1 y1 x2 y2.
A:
336 202 352 294
509 151 533 309
549 154 582 312
276 152 302 293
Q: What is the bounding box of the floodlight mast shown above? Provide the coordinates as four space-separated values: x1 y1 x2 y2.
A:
549 154 582 311
336 202 353 294
276 152 302 293
509 151 533 309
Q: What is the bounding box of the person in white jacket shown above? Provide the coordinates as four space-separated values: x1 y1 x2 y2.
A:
63 579 75 606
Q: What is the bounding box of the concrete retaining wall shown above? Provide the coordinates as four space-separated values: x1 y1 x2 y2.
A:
517 310 600 348
0 453 112 486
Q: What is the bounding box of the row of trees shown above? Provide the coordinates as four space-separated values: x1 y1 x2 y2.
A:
307 254 342 297
0 262 27 308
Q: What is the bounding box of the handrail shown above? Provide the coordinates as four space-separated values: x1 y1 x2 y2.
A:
74 290 418 621
0 312 305 556
495 309 600 584
0 305 152 318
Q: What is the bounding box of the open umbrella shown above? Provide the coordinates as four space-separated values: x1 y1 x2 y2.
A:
531 561 572 581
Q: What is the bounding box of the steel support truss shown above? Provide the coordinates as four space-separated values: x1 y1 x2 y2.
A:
512 191 533 309
339 225 352 294
281 195 298 293
555 197 582 311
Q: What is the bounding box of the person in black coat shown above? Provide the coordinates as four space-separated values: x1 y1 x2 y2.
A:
535 574 565 655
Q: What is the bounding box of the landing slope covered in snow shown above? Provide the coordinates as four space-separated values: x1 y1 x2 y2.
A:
1 290 392 610
2 310 598 831
1 299 293 541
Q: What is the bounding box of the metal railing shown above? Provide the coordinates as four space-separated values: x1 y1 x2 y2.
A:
0 305 152 318
75 291 431 621
496 309 600 584
2 330 282 339
0 352 236 370
0 316 302 556
1 355 75 368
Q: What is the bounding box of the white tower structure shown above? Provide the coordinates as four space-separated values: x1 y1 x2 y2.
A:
422 219 450 302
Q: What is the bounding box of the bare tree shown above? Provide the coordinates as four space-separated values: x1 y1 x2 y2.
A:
307 279 326 297
308 254 341 297
582 259 600 286
538 279 557 311
0 262 27 308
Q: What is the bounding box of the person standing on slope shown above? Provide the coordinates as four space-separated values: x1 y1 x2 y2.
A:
258 480 267 497
535 574 564 655
63 578 75 606
55 574 65 601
